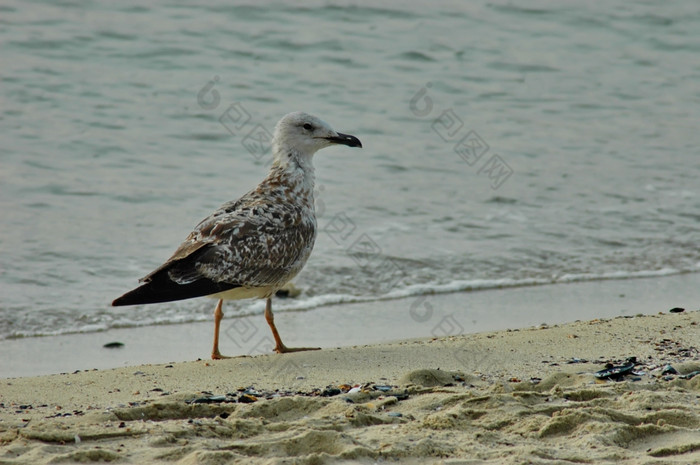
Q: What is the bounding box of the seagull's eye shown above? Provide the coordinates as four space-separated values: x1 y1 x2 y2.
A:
303 123 314 131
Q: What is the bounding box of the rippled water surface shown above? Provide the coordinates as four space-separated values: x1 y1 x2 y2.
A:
2 1 700 339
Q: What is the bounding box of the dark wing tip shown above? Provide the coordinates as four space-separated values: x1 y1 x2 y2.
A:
111 289 142 307
110 274 240 307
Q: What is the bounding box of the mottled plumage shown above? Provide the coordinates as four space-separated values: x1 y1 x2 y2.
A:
112 112 361 358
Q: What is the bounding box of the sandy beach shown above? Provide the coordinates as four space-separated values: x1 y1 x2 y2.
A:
4 1 700 464
1 309 698 464
4 273 700 380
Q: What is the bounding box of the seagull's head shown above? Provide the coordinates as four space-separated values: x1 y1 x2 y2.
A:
272 112 362 160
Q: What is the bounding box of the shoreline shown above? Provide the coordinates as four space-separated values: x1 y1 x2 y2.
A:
2 272 699 379
1 310 699 464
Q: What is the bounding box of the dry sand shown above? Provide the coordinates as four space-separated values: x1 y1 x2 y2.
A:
1 311 699 464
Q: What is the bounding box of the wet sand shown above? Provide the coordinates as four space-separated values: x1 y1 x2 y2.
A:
3 272 700 379
1 310 699 464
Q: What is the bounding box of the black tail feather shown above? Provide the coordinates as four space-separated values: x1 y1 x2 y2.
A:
112 273 238 306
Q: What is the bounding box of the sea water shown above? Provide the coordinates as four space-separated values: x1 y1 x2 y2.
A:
2 1 699 340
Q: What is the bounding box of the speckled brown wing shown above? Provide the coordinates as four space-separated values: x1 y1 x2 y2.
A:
112 199 316 306
166 205 316 288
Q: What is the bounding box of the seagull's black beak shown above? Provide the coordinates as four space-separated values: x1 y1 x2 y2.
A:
326 132 362 148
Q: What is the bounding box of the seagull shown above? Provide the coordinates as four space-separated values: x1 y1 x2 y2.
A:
112 112 362 359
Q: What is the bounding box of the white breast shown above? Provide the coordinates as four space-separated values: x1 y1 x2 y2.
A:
208 286 276 301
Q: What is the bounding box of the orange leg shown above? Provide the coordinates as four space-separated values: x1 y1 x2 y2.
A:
264 298 320 354
211 299 229 360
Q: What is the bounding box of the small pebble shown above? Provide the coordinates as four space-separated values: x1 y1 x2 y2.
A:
103 342 125 349
188 395 228 404
595 359 636 380
321 388 341 397
669 307 685 313
238 394 257 404
661 365 678 375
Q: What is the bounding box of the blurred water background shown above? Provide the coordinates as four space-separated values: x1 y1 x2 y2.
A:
2 0 699 340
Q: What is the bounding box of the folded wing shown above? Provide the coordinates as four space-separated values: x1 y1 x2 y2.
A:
112 201 316 306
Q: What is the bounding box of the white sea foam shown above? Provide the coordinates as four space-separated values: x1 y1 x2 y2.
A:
11 266 697 340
